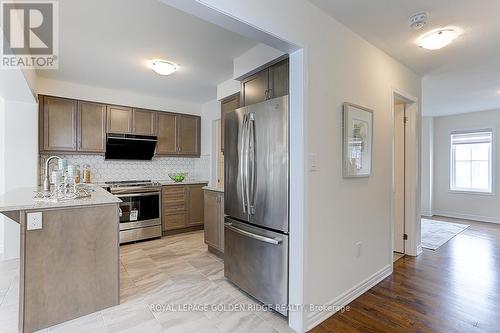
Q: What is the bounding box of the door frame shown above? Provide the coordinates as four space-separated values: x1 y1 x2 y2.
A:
391 88 421 257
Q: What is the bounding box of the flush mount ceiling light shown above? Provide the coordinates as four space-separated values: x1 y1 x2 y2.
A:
417 27 462 50
149 59 178 75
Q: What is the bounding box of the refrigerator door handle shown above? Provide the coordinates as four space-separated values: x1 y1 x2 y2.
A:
240 113 248 213
224 222 282 245
248 112 256 215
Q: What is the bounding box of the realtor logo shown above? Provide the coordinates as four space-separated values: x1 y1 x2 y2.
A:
1 0 58 68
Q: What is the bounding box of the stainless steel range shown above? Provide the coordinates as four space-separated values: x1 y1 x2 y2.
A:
105 180 162 244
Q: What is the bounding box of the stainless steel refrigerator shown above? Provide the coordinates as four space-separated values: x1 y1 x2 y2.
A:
224 95 289 316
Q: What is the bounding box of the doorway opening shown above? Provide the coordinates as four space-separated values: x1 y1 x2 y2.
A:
392 91 419 260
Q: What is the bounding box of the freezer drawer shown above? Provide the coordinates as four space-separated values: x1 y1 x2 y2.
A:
224 217 288 316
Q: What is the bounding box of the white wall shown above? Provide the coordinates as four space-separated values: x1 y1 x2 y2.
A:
193 1 421 331
433 110 500 223
216 78 240 100
0 97 4 255
36 77 202 115
200 99 221 186
0 100 39 260
421 117 434 216
233 43 285 79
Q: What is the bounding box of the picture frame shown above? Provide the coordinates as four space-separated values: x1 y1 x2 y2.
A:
342 102 374 178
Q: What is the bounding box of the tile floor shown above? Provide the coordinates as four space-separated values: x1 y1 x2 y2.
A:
0 231 292 333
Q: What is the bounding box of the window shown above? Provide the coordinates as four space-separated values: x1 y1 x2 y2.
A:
450 130 493 193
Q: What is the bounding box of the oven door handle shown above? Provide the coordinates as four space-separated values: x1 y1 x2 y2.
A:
115 192 160 198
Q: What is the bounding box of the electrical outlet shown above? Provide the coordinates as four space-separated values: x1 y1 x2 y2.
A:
27 212 43 230
356 242 362 258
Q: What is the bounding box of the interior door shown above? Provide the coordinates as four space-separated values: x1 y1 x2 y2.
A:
393 103 405 253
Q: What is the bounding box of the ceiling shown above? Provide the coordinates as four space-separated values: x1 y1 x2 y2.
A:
309 0 500 116
36 0 257 104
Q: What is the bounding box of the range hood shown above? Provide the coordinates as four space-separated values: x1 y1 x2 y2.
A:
105 133 157 160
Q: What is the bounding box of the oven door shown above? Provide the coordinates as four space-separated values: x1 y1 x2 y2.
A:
115 192 160 231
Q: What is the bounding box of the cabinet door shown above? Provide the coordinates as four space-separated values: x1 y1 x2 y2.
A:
220 93 240 152
204 191 220 249
107 105 132 133
177 115 200 156
42 96 78 151
156 113 177 155
187 185 205 226
269 59 289 99
162 186 187 231
77 101 106 153
133 109 156 135
241 69 268 106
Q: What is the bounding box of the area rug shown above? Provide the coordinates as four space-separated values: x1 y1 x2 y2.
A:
421 219 470 250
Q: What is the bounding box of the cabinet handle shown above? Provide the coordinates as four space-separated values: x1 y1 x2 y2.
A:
267 88 273 99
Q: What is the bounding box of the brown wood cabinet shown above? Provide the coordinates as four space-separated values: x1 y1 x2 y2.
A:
156 113 200 157
220 93 240 152
203 189 224 254
240 58 289 107
156 113 177 155
77 101 106 153
177 115 200 156
39 95 201 157
41 96 78 152
106 105 133 134
162 183 207 233
132 109 156 135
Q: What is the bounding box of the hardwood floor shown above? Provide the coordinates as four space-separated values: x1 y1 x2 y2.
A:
311 216 500 333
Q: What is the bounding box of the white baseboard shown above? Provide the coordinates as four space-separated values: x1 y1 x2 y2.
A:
416 244 423 256
306 264 392 331
420 211 433 217
432 210 500 224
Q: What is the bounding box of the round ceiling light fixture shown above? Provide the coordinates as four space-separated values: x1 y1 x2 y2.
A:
150 59 178 75
417 27 462 50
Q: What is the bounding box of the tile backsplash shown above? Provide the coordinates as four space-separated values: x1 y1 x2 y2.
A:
40 154 210 184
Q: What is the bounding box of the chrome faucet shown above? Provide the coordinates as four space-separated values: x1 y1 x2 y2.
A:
43 155 61 192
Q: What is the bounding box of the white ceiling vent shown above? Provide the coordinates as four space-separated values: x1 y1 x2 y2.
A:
409 12 428 30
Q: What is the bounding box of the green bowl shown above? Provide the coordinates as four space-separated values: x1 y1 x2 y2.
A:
168 173 187 183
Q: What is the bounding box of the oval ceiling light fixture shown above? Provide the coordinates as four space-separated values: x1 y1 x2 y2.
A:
417 27 462 50
149 59 178 75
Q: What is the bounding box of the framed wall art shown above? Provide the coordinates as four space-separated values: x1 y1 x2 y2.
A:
343 103 373 178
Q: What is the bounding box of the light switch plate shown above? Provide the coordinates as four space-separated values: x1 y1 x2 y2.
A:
309 153 318 172
27 212 43 230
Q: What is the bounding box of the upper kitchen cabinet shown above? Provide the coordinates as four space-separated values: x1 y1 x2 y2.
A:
132 109 156 135
220 93 240 153
240 57 289 107
177 115 200 156
40 96 78 152
156 112 177 155
241 70 269 106
77 101 106 153
106 105 133 134
269 58 289 100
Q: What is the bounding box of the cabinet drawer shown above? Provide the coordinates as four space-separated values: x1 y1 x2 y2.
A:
163 213 186 230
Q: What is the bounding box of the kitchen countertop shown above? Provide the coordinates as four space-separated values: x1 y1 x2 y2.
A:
158 179 209 186
202 186 224 193
0 185 121 213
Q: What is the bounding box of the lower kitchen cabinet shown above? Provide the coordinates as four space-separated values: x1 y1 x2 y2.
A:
203 189 224 256
162 183 207 234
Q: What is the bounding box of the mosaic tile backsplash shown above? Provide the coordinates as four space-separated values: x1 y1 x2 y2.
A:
40 154 210 184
